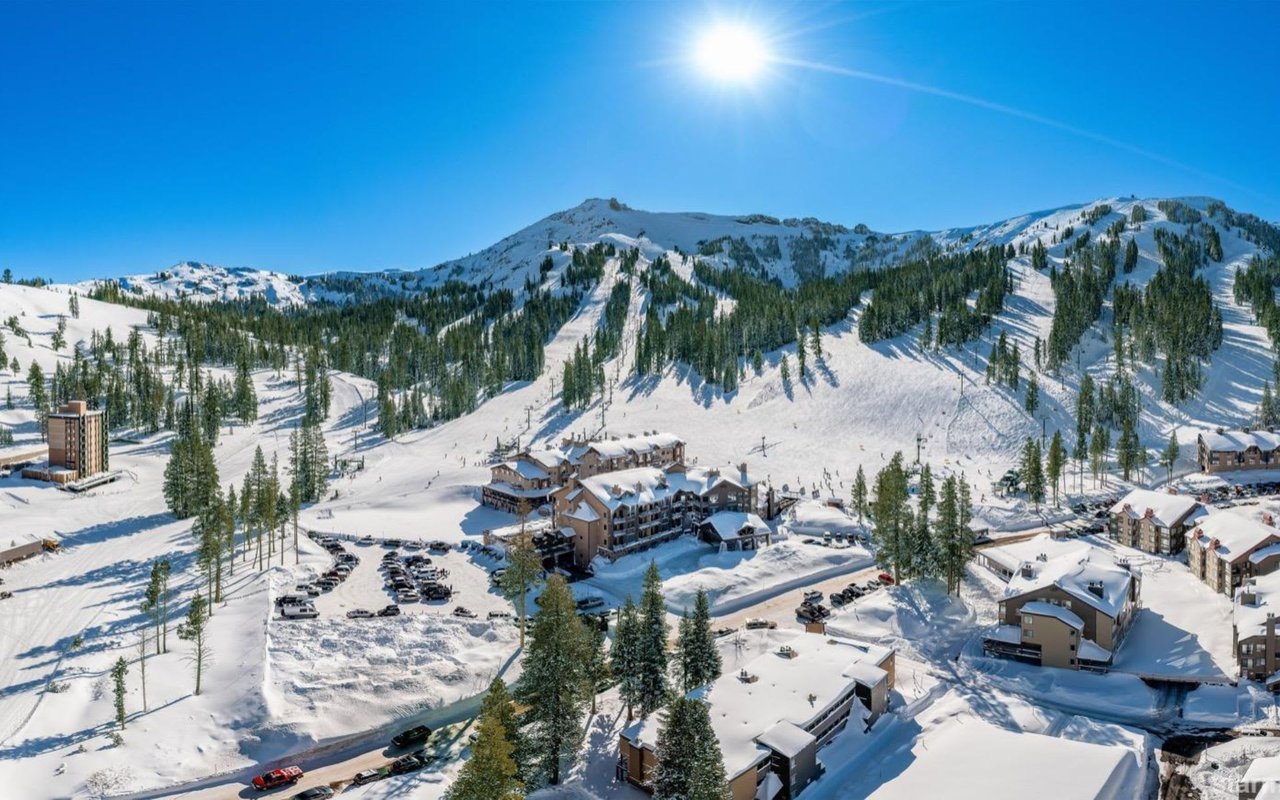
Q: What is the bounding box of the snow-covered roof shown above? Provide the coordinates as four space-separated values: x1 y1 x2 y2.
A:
524 449 570 469
576 464 754 512
1077 638 1113 663
980 535 1093 576
1235 571 1280 639
1190 510 1280 562
501 459 549 480
1200 429 1280 453
622 634 885 780
1242 755 1280 787
867 719 1134 800
1004 540 1135 620
756 721 814 758
702 511 770 541
483 481 552 498
1251 542 1280 566
1 532 47 551
1020 601 1084 629
566 505 600 523
1110 488 1202 528
584 432 683 459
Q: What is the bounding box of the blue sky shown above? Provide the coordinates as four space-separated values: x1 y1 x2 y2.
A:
2 1 1277 281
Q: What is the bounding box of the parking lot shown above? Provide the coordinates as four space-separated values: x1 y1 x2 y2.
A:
280 534 518 623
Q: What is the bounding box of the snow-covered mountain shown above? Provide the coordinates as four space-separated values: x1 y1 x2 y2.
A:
68 196 1162 306
67 261 317 306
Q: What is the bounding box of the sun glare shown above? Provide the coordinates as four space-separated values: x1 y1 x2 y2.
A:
694 24 770 83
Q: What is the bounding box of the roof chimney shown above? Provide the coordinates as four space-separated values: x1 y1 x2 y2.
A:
1087 581 1105 599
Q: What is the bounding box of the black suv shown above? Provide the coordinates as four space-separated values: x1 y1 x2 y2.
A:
392 724 433 748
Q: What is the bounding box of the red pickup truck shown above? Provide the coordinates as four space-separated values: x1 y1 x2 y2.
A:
252 765 303 790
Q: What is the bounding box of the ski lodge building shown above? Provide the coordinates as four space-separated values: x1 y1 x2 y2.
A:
617 632 895 800
481 432 685 514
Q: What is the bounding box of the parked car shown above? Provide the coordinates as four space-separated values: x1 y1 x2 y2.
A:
358 535 375 545
251 765 303 790
575 595 605 611
422 583 452 601
404 541 423 551
291 788 334 800
828 592 847 606
390 754 425 775
276 593 308 607
280 604 318 619
802 590 823 604
384 538 404 548
487 610 514 621
713 626 738 638
346 609 374 619
453 606 478 619
489 568 507 585
296 584 321 597
378 604 401 617
428 540 450 552
744 618 776 630
398 590 421 603
352 769 383 786
877 572 895 585
392 725 433 748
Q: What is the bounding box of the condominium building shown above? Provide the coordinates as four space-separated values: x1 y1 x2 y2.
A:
1108 488 1204 554
1188 511 1280 596
983 539 1141 671
1198 429 1280 475
618 633 894 800
1233 571 1280 685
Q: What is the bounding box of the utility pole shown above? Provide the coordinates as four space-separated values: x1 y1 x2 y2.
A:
916 432 923 465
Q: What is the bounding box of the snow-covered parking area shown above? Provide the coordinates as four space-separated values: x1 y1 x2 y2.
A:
294 539 515 621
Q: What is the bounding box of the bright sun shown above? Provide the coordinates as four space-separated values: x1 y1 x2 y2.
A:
694 24 770 83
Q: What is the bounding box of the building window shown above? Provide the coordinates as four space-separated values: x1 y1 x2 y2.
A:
1023 629 1034 639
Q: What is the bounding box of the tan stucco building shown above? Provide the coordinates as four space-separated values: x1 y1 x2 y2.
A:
984 539 1140 671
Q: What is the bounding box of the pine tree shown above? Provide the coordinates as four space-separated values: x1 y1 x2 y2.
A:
176 593 210 696
780 354 790 384
446 714 523 800
1046 431 1065 507
871 453 911 582
585 621 610 715
1089 424 1111 488
111 656 128 731
653 697 731 800
51 315 67 351
500 510 544 647
636 561 669 717
910 464 937 579
934 475 973 595
852 465 868 524
1162 431 1180 484
612 596 642 722
480 678 528 782
1118 418 1142 482
1262 382 1279 427
516 575 590 786
1024 374 1039 415
1022 438 1045 510
676 589 721 692
26 361 48 439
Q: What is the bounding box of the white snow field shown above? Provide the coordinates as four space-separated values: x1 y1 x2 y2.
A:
1 194 1276 797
